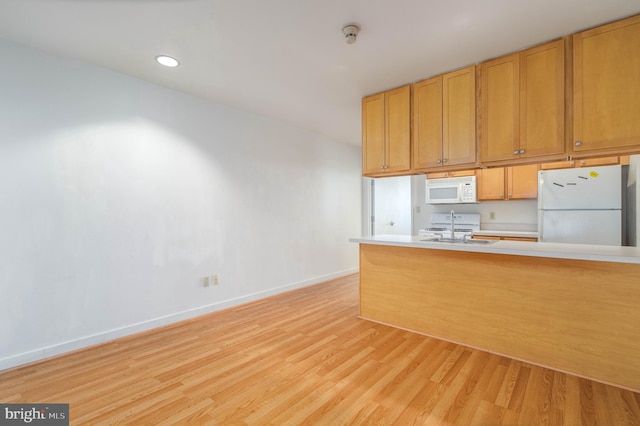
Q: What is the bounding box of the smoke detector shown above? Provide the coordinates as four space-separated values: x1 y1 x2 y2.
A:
342 24 360 44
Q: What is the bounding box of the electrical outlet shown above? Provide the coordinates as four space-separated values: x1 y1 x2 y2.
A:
202 276 210 287
212 275 219 285
489 212 496 220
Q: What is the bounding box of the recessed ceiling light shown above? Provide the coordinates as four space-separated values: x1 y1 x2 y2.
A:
155 55 179 67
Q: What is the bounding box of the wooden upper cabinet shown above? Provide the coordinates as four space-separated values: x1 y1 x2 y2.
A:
362 85 411 176
477 167 506 200
362 93 385 175
573 14 640 155
520 40 566 158
477 164 539 201
481 54 520 163
385 86 412 173
412 66 476 172
412 76 443 170
443 67 477 167
481 40 565 165
507 164 539 199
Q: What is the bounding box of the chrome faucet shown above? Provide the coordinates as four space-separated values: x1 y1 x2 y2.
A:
450 210 455 240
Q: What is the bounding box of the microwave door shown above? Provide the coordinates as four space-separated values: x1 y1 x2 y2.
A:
427 184 461 204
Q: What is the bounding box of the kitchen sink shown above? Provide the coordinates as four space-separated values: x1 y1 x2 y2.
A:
420 238 497 245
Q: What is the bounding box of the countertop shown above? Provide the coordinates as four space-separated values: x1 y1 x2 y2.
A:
350 234 640 264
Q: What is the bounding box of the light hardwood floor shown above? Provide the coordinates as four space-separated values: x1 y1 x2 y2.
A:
1 273 639 425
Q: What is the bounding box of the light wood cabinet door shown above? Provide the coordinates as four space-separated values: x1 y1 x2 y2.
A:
412 76 443 169
385 85 412 173
520 39 565 158
477 168 505 200
443 66 477 167
507 164 539 199
362 86 411 176
573 14 640 155
481 53 520 163
362 93 386 175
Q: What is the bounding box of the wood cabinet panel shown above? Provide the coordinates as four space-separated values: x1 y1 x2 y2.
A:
362 94 386 175
359 244 640 392
471 235 501 240
443 66 477 167
540 160 575 170
425 170 476 179
520 39 566 158
385 85 412 173
477 168 505 200
481 54 519 162
508 164 539 199
573 14 640 155
412 77 443 169
541 156 627 169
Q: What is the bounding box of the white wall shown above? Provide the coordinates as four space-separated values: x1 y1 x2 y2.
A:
0 39 361 370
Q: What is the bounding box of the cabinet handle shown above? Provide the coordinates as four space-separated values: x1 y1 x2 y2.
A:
500 194 504 198
380 165 385 169
436 159 442 164
443 158 448 163
513 150 519 155
519 149 525 154
508 194 512 198
575 141 582 147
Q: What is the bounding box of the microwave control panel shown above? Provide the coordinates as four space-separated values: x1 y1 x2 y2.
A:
460 182 475 203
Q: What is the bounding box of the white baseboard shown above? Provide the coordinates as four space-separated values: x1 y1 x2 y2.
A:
0 268 358 372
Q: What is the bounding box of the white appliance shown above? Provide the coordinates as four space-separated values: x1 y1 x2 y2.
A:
538 165 622 245
425 176 477 204
419 213 481 240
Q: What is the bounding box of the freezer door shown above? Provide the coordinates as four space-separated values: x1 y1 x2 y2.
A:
538 165 621 210
539 210 622 245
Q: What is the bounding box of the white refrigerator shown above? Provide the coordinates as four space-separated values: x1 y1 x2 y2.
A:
538 165 622 245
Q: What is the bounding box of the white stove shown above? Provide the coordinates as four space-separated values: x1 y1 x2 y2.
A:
419 213 480 240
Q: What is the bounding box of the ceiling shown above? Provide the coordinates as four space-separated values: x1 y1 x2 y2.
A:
1 0 639 146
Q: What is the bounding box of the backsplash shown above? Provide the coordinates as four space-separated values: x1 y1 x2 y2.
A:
412 175 538 234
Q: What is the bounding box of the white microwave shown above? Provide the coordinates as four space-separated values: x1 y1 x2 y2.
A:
425 176 477 204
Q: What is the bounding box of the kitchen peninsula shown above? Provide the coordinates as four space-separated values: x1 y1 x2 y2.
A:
350 235 640 392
